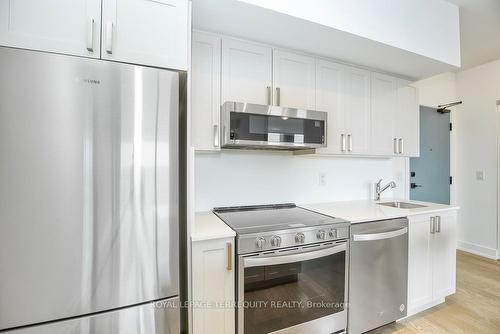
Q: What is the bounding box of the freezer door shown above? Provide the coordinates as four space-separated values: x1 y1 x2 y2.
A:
3 297 180 334
0 47 179 330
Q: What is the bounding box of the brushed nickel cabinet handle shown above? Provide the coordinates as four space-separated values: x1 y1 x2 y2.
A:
347 134 353 152
276 87 281 106
430 216 436 234
267 86 272 105
213 124 219 148
341 134 346 152
436 216 441 233
86 18 94 52
105 22 114 54
226 242 232 271
399 138 404 154
393 138 398 154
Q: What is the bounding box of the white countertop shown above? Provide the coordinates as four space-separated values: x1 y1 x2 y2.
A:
192 211 236 242
192 199 459 241
300 199 459 224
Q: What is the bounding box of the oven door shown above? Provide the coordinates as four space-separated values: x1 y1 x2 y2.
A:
237 241 348 334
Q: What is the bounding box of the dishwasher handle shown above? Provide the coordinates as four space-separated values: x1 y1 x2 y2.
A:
352 227 408 241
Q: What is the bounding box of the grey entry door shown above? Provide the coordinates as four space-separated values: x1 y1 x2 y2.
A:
410 106 450 204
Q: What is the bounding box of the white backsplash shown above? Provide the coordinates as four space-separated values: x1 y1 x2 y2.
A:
194 151 405 211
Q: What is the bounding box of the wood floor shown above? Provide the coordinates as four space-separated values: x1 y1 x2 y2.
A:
370 251 500 334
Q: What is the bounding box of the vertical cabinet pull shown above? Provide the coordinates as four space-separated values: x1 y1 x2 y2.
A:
436 216 441 233
341 134 346 152
275 87 281 106
267 86 272 105
347 134 353 152
226 242 232 271
430 216 436 234
398 138 403 154
393 138 398 154
105 22 114 54
213 124 219 148
86 18 95 52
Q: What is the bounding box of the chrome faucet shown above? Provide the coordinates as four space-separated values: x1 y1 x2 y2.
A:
375 179 396 201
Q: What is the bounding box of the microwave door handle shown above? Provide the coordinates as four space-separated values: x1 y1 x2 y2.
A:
352 227 408 241
243 242 346 268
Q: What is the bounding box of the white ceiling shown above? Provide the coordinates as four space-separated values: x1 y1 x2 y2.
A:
446 0 500 69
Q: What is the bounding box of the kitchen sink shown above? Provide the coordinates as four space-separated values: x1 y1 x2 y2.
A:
377 201 427 209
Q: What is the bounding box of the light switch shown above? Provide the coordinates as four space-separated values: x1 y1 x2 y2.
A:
476 170 485 181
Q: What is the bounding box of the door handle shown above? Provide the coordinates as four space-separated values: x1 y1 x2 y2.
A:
86 18 95 52
275 87 281 106
399 138 404 154
226 242 232 271
105 22 114 54
267 86 272 105
430 216 436 234
341 134 346 152
435 216 441 233
213 124 219 148
352 227 408 241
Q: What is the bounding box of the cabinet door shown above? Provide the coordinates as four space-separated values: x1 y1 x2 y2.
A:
0 0 101 58
222 38 272 105
273 50 315 110
101 0 188 70
407 214 434 315
432 211 457 299
315 59 345 154
370 73 397 155
344 66 371 154
191 31 221 151
192 238 235 334
397 83 419 157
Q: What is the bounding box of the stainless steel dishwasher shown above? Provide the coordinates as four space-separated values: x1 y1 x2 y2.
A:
348 218 408 334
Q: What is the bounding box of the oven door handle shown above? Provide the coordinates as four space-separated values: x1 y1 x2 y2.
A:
352 227 408 242
243 243 346 268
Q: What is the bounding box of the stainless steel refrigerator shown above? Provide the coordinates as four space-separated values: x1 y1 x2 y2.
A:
0 47 183 333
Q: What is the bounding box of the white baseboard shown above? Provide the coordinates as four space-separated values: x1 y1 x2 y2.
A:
457 240 497 260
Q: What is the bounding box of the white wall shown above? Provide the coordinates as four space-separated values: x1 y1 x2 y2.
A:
194 151 403 211
411 72 457 108
455 59 500 259
239 0 460 67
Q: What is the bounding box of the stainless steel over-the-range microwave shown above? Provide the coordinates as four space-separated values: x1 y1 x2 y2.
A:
220 101 327 150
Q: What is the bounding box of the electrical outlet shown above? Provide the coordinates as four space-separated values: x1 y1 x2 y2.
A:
319 173 327 186
476 170 485 181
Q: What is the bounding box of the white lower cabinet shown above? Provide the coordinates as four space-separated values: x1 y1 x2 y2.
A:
192 237 235 334
407 210 457 315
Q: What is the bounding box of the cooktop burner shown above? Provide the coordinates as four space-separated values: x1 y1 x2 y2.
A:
213 203 350 254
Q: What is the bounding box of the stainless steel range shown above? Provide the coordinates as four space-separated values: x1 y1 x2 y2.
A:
213 203 350 334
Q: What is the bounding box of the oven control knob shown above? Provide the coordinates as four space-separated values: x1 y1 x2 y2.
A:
317 230 327 240
329 229 338 239
271 236 282 247
255 237 266 249
295 232 305 244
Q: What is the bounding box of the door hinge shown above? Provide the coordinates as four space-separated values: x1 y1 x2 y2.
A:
449 123 453 131
450 176 453 185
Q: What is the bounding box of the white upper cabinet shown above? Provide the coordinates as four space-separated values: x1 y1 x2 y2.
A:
396 83 419 157
315 59 345 154
273 50 316 110
101 0 188 70
0 0 101 58
344 66 371 155
191 31 221 151
370 73 398 155
222 38 272 105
